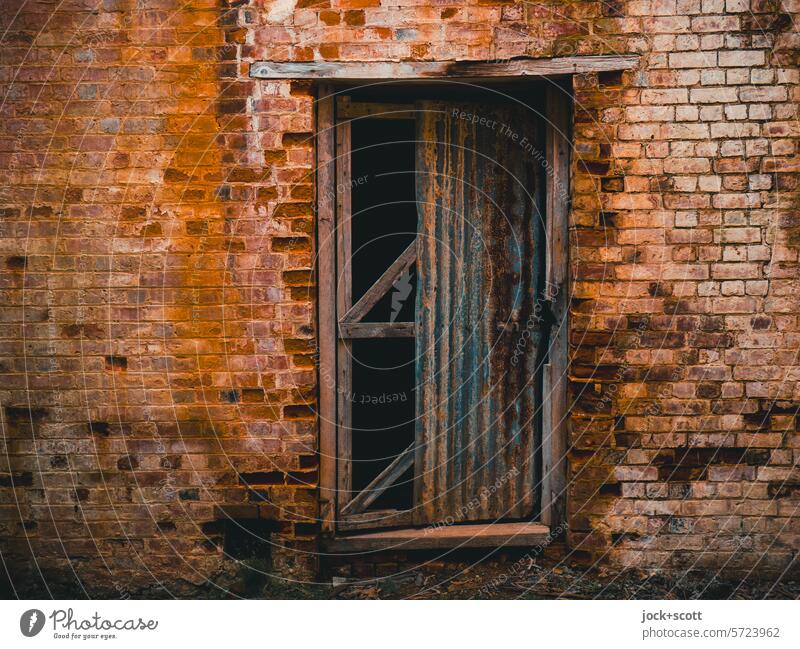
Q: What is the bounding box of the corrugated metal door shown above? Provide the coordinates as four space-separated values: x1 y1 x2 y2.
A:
414 101 545 525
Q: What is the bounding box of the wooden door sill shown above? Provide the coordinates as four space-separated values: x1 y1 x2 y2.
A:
322 521 550 552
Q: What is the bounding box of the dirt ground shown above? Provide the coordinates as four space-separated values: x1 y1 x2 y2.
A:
325 566 799 600
249 555 800 600
6 553 799 599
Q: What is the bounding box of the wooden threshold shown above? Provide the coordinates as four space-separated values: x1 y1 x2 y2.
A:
323 521 550 552
251 55 639 81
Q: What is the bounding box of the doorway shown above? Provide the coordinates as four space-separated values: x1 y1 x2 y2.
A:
316 81 570 545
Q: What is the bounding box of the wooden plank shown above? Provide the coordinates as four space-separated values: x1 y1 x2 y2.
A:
413 100 542 525
316 84 337 534
541 362 552 525
338 509 415 532
341 443 416 516
336 95 350 115
338 322 415 339
341 240 417 323
337 97 416 120
540 82 571 529
336 119 354 513
322 521 551 552
251 56 639 80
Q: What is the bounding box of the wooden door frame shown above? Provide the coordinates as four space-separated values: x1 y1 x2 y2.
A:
540 82 570 530
314 79 572 541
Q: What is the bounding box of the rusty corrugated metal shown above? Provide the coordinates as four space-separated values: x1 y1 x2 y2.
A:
414 101 544 525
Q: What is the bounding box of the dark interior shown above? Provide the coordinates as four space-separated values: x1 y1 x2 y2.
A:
350 117 417 315
349 116 417 511
350 338 415 510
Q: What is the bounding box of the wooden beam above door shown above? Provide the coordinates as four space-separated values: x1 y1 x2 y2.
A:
251 55 639 80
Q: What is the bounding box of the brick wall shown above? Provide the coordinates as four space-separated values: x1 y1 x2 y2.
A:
565 0 800 576
0 0 318 595
1 0 799 594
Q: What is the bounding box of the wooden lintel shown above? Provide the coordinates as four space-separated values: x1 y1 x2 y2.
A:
251 55 639 81
322 521 551 552
338 322 415 338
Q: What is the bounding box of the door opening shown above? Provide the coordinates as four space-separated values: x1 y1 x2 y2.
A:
316 81 571 545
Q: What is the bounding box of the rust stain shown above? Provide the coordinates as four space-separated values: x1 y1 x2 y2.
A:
414 100 547 524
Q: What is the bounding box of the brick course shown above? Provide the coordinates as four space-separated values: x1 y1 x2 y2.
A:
0 0 799 593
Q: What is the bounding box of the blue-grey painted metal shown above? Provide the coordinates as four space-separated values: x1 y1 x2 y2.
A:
414 101 545 525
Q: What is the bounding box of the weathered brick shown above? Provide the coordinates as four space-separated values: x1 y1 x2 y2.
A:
739 86 789 102
669 51 717 68
691 15 740 31
718 50 765 67
689 87 738 103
